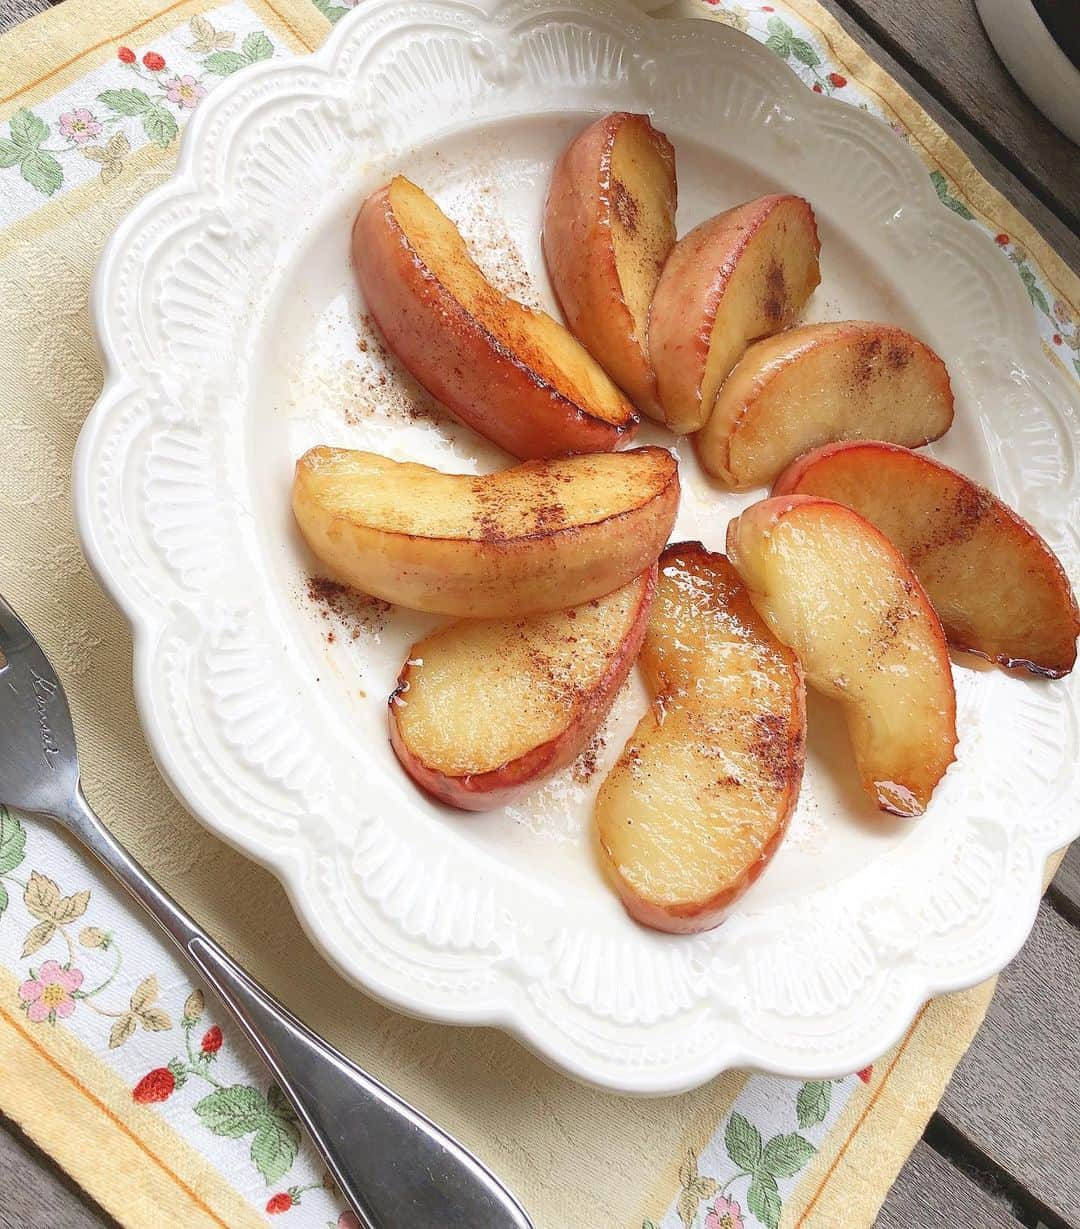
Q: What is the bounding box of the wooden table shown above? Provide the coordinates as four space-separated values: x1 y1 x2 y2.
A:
0 1 1077 1226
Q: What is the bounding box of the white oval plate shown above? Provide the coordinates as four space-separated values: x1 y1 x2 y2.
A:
75 0 1080 1094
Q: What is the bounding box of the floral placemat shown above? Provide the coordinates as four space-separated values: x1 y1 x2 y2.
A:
0 0 1075 1226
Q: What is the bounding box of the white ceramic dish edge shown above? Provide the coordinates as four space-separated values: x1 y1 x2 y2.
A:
73 0 1080 1094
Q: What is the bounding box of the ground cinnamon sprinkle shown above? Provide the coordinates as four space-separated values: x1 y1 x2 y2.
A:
571 730 606 785
611 179 639 234
304 575 391 642
342 184 540 431
457 182 541 308
344 313 447 427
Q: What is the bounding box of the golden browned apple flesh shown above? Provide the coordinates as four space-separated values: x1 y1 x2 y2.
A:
696 321 954 488
389 568 657 810
543 112 676 420
774 441 1080 676
648 194 821 434
352 176 638 459
727 495 958 817
595 543 805 933
291 445 679 617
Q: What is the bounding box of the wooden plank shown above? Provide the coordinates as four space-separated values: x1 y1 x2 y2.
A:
938 900 1080 1228
831 0 1080 231
875 1140 1025 1229
0 1113 116 1229
811 0 1080 273
0 0 53 36
1049 841 1080 925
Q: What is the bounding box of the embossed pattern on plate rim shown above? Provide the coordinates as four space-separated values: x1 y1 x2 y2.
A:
73 0 1080 1093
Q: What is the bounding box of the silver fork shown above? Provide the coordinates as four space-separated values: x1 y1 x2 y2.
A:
0 592 533 1229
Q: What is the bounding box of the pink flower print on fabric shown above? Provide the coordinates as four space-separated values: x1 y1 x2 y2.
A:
163 75 206 109
19 960 84 1022
705 1196 745 1229
58 108 102 144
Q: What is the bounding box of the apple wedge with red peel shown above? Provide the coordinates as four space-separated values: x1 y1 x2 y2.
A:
774 441 1080 676
352 176 637 459
389 568 656 811
727 496 957 817
648 194 821 433
696 321 954 489
543 112 676 420
596 543 805 933
291 445 679 618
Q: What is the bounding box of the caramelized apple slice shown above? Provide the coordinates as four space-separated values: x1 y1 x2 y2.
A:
696 321 954 488
390 568 656 810
544 112 676 419
728 495 957 816
353 176 637 459
648 195 821 433
774 441 1080 676
292 445 679 617
596 543 805 933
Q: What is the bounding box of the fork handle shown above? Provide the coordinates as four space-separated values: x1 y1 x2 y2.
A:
58 787 532 1229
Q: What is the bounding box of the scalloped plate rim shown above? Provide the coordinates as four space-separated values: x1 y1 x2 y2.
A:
73 0 1080 1094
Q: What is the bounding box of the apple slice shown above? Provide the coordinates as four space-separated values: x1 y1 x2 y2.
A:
695 321 954 488
727 496 957 816
543 112 677 420
774 441 1080 676
352 176 637 459
596 543 805 933
390 567 656 810
292 445 679 618
648 194 821 433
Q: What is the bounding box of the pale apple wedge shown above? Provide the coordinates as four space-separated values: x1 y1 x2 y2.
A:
352 176 637 459
696 321 954 488
543 112 676 420
292 445 679 618
727 496 957 817
596 543 805 933
648 194 821 433
390 567 656 810
774 442 1080 676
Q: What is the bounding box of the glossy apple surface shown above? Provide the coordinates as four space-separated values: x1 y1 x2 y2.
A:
774 441 1079 676
544 112 676 419
728 495 957 816
648 194 821 433
596 543 805 932
353 175 638 458
696 321 953 488
390 567 656 810
292 445 679 617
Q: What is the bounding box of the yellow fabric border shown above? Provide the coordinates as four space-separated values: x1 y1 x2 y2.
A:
0 0 327 259
783 0 1080 306
0 0 1074 1225
783 985 995 1227
780 845 1068 1227
637 1071 750 1226
0 0 328 114
0 967 265 1229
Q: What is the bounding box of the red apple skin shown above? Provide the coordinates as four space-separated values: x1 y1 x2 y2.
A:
388 565 657 810
647 194 821 433
352 183 637 460
695 320 955 489
596 542 805 932
773 440 1080 677
543 112 676 419
608 794 796 934
727 495 957 817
